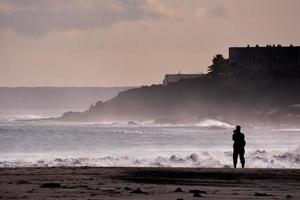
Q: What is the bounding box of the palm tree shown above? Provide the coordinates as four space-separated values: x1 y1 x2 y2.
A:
208 54 227 74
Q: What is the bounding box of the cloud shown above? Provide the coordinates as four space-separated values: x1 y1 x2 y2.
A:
0 0 169 36
153 0 227 19
0 0 227 37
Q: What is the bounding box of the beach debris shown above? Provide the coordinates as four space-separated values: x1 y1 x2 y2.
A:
286 195 292 198
131 188 143 193
74 185 88 188
124 187 133 190
254 192 272 196
193 192 203 197
128 121 137 125
174 187 184 192
61 185 76 189
131 188 148 194
17 180 30 184
103 189 120 194
40 183 61 188
189 189 207 194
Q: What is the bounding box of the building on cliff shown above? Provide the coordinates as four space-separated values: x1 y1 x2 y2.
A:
163 73 203 86
163 45 300 85
229 45 300 74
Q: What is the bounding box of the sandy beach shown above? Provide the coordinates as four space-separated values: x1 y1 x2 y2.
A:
0 167 299 199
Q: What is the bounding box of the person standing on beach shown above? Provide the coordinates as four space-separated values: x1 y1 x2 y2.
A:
232 125 246 168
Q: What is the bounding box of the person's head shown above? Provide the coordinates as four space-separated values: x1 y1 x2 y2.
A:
235 125 241 132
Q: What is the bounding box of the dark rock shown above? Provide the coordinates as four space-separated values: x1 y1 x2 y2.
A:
40 183 61 188
189 190 207 194
131 188 143 193
17 180 30 184
131 188 147 194
286 195 292 198
128 121 137 125
124 187 133 190
174 187 184 192
177 199 184 200
254 192 272 196
103 189 120 194
193 192 202 197
61 186 76 189
74 185 88 188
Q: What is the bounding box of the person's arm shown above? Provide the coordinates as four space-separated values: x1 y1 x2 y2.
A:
243 134 246 146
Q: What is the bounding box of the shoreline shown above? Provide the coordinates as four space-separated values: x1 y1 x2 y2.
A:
0 167 299 199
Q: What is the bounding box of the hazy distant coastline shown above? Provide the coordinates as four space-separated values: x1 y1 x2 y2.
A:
0 87 133 111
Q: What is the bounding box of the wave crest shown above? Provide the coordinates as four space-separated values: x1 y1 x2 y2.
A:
196 119 234 128
1 147 299 168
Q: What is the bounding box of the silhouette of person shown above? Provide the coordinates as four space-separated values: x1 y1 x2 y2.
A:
232 125 246 168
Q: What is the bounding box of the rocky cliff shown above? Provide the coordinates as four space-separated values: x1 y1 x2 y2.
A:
60 76 300 125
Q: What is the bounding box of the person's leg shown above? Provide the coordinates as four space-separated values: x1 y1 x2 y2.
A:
233 149 238 168
240 149 245 168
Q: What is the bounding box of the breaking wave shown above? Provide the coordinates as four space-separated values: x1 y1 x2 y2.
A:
1 147 299 168
195 119 234 128
0 113 52 122
102 119 234 129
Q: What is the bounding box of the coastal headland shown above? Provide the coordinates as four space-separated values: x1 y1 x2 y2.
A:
59 45 300 125
0 167 299 199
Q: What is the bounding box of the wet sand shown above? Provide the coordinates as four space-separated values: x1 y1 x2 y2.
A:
0 167 299 199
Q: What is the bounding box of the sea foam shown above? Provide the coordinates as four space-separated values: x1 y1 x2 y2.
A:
1 147 299 168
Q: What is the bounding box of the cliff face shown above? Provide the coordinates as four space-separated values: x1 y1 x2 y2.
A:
60 76 300 125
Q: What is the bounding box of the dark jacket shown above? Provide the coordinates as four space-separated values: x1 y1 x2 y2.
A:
232 131 246 149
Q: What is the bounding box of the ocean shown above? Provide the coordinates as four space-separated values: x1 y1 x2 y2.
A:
0 109 299 168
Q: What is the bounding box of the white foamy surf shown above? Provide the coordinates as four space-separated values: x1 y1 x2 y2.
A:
0 113 299 168
1 148 299 168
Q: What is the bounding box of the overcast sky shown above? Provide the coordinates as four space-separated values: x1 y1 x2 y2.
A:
0 0 299 87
